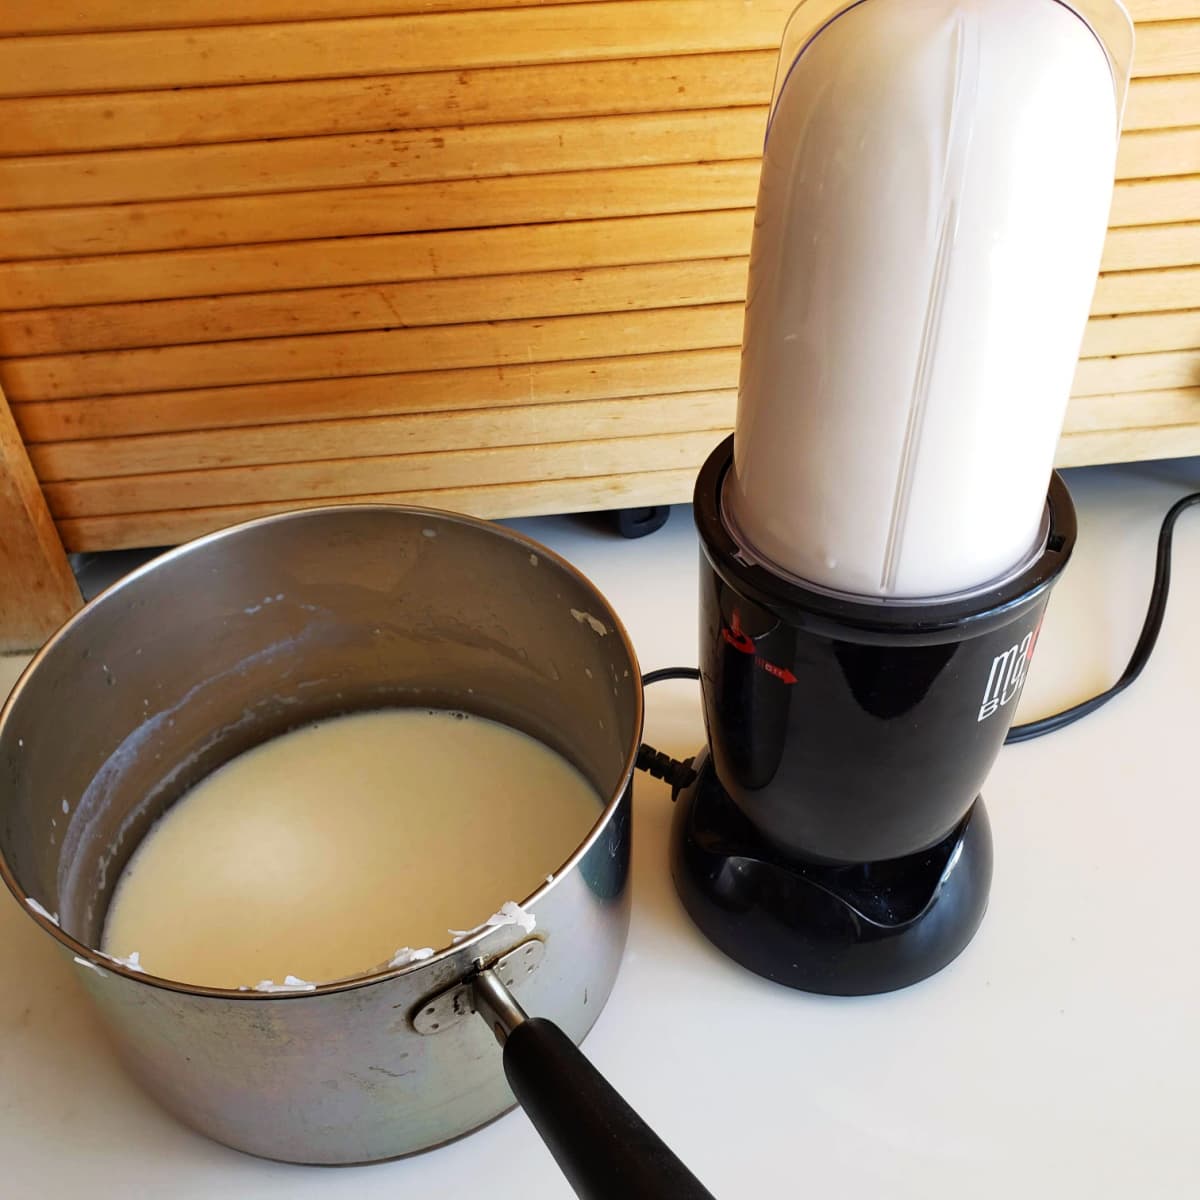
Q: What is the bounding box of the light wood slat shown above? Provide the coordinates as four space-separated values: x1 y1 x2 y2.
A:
0 208 1180 316
1080 309 1200 356
0 210 755 312
0 164 1182 268
0 258 750 357
1092 265 1200 314
3 255 1196 359
28 390 737 481
0 163 1184 268
1056 422 1200 467
0 381 80 649
0 6 1192 98
1072 348 1200 395
1133 20 1200 79
1115 125 1200 182
1063 386 1200 432
1130 0 1200 19
4 298 1194 404
41 429 724 517
0 52 1181 159
47 415 1200 552
0 1 800 98
1 0 1190 37
54 467 702 552
12 348 743 441
0 113 1188 212
1125 75 1200 132
0 305 746 402
1 255 1189 360
0 0 600 36
1100 219 1200 269
0 108 767 210
1109 176 1200 228
42 382 1191 475
0 52 773 156
0 159 762 263
0 196 1182 316
40 380 1199 481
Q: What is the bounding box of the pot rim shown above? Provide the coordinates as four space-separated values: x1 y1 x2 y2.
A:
0 502 644 1001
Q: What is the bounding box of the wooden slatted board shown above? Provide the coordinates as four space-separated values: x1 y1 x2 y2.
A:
1 0 1200 649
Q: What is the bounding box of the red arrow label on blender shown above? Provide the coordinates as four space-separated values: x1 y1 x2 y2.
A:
721 612 797 685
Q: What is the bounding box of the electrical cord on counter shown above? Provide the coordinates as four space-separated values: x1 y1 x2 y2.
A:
1005 488 1200 743
633 491 1200 776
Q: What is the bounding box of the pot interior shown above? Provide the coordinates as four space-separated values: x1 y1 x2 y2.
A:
0 507 642 957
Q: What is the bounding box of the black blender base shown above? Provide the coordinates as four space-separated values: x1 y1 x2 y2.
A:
670 753 993 996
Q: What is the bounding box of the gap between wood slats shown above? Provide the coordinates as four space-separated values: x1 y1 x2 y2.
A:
0 0 603 38
40 428 726 517
0 54 1190 159
2 303 1196 403
0 160 763 264
0 1 803 98
0 210 754 312
1 0 1192 38
54 466 703 552
0 199 1192 314
27 390 738 481
0 108 772 210
0 258 752 356
1 6 1196 98
0 51 774 156
12 347 744 441
1 256 1195 359
0 112 1191 212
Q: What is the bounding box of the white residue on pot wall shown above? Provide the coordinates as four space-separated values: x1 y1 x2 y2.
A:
570 609 609 636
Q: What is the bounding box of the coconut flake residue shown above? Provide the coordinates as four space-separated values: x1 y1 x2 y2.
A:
388 946 436 969
25 897 59 925
251 975 317 993
73 955 109 978
570 609 609 637
107 950 145 973
450 900 537 943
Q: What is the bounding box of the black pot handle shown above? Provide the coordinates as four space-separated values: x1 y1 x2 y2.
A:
474 970 716 1200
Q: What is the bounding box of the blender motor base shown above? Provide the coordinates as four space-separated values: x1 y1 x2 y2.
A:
670 754 993 996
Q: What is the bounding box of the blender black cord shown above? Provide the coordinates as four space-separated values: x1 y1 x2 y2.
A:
636 668 701 792
1004 489 1200 743
634 491 1200 766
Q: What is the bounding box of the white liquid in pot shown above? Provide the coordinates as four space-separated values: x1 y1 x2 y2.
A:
102 709 602 990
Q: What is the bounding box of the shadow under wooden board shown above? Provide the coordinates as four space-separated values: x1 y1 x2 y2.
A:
1 0 1200 651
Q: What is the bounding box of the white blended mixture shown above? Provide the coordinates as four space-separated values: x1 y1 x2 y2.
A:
102 709 602 989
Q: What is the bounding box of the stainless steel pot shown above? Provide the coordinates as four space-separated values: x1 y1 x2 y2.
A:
0 506 713 1196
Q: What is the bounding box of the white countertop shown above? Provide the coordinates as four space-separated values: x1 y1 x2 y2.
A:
3 458 1198 1198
